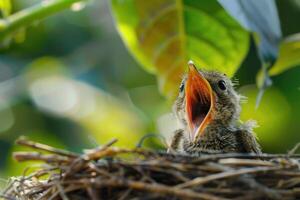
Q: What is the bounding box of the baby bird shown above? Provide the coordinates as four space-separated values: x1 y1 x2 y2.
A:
169 61 261 155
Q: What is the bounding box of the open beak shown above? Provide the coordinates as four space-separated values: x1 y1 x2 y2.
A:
185 61 215 142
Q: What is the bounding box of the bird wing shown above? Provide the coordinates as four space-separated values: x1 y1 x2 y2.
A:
236 120 262 154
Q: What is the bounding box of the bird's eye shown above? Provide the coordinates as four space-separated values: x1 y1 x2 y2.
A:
179 82 185 92
218 80 226 90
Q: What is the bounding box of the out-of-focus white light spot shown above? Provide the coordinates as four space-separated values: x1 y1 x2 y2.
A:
29 76 79 115
157 113 181 146
41 0 51 7
74 88 97 119
29 76 98 119
71 2 86 12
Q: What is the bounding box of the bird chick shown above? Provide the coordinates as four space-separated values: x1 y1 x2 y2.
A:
169 61 261 155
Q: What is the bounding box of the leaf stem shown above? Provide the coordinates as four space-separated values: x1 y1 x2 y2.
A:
0 0 86 42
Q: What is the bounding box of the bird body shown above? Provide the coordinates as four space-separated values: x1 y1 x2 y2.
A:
169 61 261 155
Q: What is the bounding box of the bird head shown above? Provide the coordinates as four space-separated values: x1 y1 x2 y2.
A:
174 61 241 143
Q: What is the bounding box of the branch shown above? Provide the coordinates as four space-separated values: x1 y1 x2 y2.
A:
13 152 71 163
0 0 87 42
16 136 80 158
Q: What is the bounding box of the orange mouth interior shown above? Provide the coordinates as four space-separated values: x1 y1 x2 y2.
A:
185 63 214 141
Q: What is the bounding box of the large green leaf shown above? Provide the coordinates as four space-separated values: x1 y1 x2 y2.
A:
268 34 300 76
111 0 249 98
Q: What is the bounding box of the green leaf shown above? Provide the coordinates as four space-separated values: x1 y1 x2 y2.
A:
111 0 249 98
0 0 11 17
268 34 300 76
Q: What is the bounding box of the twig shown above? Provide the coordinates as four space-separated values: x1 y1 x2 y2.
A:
86 187 98 200
16 137 79 158
56 182 69 200
218 158 275 166
136 133 168 149
83 138 118 160
62 139 118 176
76 177 229 200
117 188 132 200
288 143 300 155
13 152 70 163
0 194 16 200
175 166 281 189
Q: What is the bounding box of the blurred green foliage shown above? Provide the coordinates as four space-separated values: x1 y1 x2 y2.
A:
0 0 299 186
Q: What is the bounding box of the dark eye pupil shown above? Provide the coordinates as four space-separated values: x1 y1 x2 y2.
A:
179 82 185 92
218 80 226 90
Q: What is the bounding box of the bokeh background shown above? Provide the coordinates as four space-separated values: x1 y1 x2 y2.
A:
0 0 299 181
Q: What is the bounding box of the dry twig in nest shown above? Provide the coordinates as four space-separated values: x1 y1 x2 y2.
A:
2 137 300 200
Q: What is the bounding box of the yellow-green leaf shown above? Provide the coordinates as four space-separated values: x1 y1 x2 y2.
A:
256 33 300 88
0 0 11 17
269 33 300 76
111 0 249 99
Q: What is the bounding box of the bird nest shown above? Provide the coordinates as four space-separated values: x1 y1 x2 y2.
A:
2 138 300 200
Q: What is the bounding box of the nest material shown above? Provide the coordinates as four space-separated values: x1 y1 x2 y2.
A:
2 138 300 200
